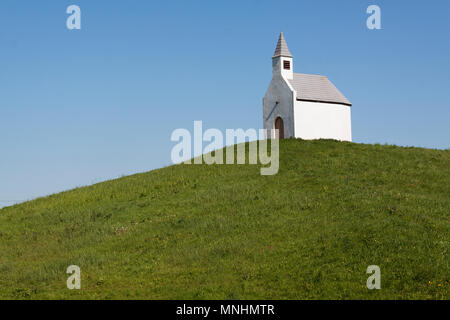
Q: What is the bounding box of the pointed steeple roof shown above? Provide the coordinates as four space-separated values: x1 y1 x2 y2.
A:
272 32 293 58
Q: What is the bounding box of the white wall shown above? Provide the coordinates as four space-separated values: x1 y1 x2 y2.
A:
294 101 352 141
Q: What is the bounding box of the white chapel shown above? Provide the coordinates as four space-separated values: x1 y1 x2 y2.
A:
263 33 352 141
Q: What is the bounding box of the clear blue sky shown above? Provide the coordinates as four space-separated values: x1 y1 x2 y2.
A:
1 0 449 207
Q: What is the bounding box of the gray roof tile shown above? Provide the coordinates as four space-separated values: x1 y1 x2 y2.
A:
288 73 352 106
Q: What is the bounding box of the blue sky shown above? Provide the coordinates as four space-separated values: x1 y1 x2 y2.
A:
1 0 449 207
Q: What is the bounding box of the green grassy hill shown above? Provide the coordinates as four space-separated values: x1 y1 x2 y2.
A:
0 139 448 299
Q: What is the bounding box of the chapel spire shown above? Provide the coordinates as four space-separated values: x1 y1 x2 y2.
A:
272 32 293 58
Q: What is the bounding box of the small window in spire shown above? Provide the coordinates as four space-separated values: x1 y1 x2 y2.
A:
283 60 291 70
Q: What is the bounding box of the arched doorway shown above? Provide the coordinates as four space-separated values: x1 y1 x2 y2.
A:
274 117 284 139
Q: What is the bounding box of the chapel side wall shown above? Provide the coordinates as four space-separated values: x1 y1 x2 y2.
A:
294 100 352 141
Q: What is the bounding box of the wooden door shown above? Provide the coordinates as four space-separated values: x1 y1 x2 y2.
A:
275 117 284 139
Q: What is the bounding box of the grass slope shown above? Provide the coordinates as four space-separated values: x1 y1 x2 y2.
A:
0 139 448 299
